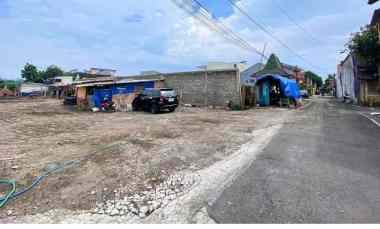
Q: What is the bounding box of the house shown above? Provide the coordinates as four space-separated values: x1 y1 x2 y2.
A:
0 86 14 97
241 63 265 86
20 83 48 97
336 53 380 106
162 68 243 108
337 9 380 106
282 63 305 84
87 68 116 77
48 76 75 99
73 65 247 110
336 55 358 102
73 75 165 110
240 63 265 107
252 54 301 107
253 54 291 78
371 8 380 38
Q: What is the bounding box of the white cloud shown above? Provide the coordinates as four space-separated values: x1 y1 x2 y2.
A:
0 0 378 79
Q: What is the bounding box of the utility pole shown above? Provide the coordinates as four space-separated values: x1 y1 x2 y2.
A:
261 43 267 64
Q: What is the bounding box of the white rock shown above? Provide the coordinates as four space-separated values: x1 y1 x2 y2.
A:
139 206 149 216
110 209 120 216
152 201 161 209
97 209 105 215
148 205 155 213
130 207 139 214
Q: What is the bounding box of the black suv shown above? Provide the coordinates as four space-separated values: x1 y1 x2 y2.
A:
132 88 179 114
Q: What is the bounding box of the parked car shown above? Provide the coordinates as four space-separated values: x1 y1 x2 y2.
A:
300 90 309 99
132 88 179 114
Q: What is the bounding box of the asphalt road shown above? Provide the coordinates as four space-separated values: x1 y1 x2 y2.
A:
208 97 380 223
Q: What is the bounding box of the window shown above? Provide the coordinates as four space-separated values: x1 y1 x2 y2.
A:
160 89 177 97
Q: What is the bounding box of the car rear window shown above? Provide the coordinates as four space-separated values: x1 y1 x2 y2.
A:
160 90 177 97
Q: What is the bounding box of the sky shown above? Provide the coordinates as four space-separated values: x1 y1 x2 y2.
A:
0 0 379 79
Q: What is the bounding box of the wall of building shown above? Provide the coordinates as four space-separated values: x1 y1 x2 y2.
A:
20 83 48 96
336 55 358 103
163 70 241 107
359 79 380 106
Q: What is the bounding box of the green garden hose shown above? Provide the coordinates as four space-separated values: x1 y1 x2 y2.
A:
0 160 79 209
0 179 16 208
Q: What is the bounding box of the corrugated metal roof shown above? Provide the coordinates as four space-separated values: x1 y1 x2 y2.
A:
75 78 163 88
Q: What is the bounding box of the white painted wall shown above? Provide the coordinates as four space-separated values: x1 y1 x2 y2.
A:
20 83 49 94
336 55 357 102
204 62 248 72
52 76 74 86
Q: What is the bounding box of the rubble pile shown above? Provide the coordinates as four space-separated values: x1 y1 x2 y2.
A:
94 173 198 218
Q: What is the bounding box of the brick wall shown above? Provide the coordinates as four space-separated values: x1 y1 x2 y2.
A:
163 70 241 107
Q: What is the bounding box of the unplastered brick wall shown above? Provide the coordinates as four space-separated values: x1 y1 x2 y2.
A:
163 70 241 107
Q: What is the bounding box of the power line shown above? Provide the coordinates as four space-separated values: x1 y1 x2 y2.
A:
225 0 327 74
171 0 268 60
192 0 267 59
271 0 321 44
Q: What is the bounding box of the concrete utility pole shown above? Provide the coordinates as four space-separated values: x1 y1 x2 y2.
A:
261 43 268 65
205 70 208 107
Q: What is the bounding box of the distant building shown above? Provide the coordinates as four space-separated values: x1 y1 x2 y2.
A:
198 62 248 72
0 86 14 97
48 76 75 99
282 63 305 84
240 63 264 86
336 55 357 102
336 8 380 106
51 76 74 86
140 71 161 76
88 68 116 76
20 83 48 97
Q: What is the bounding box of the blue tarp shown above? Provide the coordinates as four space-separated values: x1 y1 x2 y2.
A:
93 89 113 108
92 81 155 108
255 74 301 100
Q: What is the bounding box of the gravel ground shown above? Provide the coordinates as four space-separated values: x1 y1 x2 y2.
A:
0 98 291 223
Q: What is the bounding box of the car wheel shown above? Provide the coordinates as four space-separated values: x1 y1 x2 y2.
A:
151 104 159 114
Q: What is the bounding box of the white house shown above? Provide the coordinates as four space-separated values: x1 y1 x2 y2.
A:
20 83 49 96
51 76 74 87
336 55 357 103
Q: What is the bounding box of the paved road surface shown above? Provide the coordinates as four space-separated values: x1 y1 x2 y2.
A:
209 97 380 223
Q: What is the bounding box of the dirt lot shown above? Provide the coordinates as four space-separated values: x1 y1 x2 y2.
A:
0 98 289 220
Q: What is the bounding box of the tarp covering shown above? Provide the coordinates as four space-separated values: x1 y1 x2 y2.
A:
255 74 301 99
91 81 155 108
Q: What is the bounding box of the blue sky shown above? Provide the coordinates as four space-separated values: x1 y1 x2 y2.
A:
0 0 379 79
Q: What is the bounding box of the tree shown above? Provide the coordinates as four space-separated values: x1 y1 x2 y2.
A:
305 71 323 88
347 26 380 66
41 65 64 80
5 81 17 92
21 63 43 83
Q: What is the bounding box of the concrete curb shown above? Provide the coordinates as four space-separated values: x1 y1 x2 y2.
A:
359 112 380 127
